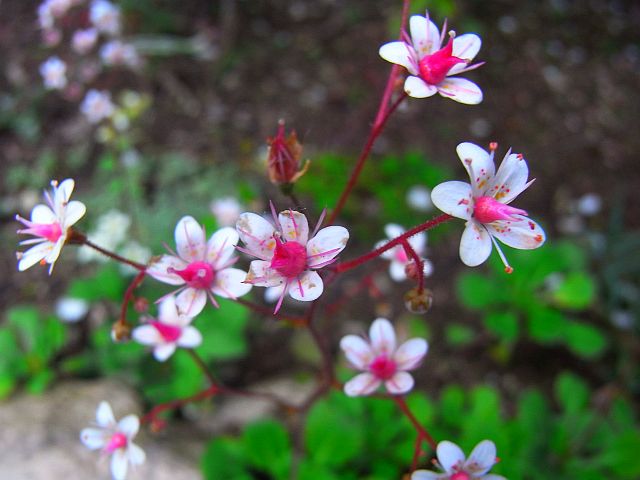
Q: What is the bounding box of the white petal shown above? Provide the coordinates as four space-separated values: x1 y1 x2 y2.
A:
409 14 441 57
384 223 405 240
18 242 52 271
175 216 206 262
175 288 207 317
422 258 434 277
430 181 473 220
205 227 239 268
96 401 116 427
456 142 495 196
110 449 128 480
487 152 531 204
44 239 65 268
278 210 309 245
389 261 407 282
54 179 75 207
146 255 186 285
236 212 276 260
306 226 349 268
117 414 140 439
62 200 86 228
466 439 497 475
132 325 162 346
449 33 482 74
385 371 415 395
369 318 396 355
245 260 285 287
483 475 507 480
437 77 483 105
375 240 396 260
407 231 427 255
158 296 181 324
394 338 428 371
379 41 418 74
154 343 177 362
343 372 381 397
30 204 56 224
460 221 492 267
80 428 107 450
404 76 438 98
487 216 546 250
264 285 285 303
127 442 146 466
340 335 374 370
410 470 441 480
437 440 466 474
288 270 323 301
211 268 252 299
178 326 202 348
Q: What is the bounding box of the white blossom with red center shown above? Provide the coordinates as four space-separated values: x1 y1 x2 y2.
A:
80 401 145 480
375 223 433 282
412 440 505 480
236 208 349 313
340 318 428 396
147 216 251 317
16 178 86 274
379 12 483 104
132 295 202 362
431 142 546 272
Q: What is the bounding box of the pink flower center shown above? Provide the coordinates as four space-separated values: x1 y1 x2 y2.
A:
105 432 128 454
418 37 466 85
169 261 214 289
451 472 471 480
270 237 307 278
150 320 182 343
19 221 63 243
369 354 397 380
474 196 528 224
394 247 409 263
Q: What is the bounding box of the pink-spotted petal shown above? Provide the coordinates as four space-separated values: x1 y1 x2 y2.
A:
437 441 466 474
288 270 323 301
175 288 207 317
80 428 106 450
466 440 497 475
394 338 428 371
385 371 415 395
154 343 177 362
31 204 56 224
132 325 162 346
369 318 396 355
206 227 239 268
127 442 146 466
175 216 206 262
460 221 492 267
409 14 441 57
96 401 116 427
177 326 202 349
344 372 381 397
379 41 419 75
340 334 374 370
117 414 139 439
146 255 187 285
431 181 473 220
110 449 128 480
63 200 86 228
456 142 495 195
245 260 285 287
306 226 349 267
488 152 531 204
212 268 252 299
44 239 64 270
278 210 309 245
404 76 438 98
487 216 546 250
264 285 285 303
389 261 407 282
236 213 277 260
437 77 483 105
449 33 482 75
18 242 52 271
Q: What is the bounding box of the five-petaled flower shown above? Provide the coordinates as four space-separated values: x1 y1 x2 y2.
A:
412 440 505 480
16 178 86 274
375 223 433 282
379 12 483 104
132 295 202 361
80 401 146 480
340 318 428 396
431 142 546 272
236 208 349 313
147 216 252 317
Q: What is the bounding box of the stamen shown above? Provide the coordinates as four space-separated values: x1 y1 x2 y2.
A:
489 234 513 274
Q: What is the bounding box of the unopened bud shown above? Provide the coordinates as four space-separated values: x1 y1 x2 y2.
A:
404 287 433 314
150 418 167 433
134 297 149 313
111 320 131 342
266 119 310 186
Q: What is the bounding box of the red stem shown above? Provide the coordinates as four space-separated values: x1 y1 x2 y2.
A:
141 384 219 425
401 239 425 293
83 237 147 271
116 269 146 332
392 395 438 451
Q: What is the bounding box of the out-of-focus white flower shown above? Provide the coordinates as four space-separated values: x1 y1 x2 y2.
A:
375 224 433 282
38 2 55 30
100 40 140 68
90 0 121 35
576 193 602 217
40 56 67 90
77 209 131 263
80 401 145 480
210 197 243 227
72 28 99 54
56 297 90 322
81 89 115 124
340 318 428 396
119 240 151 276
406 185 433 212
412 440 505 480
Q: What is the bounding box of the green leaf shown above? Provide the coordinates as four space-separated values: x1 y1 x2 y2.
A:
457 273 500 309
445 324 475 346
243 419 291 480
297 460 339 480
0 373 17 399
26 369 55 394
195 299 248 361
594 430 640 478
7 306 41 352
142 349 204 403
201 437 252 480
563 321 608 358
552 272 596 310
555 372 589 414
67 264 126 301
526 306 567 343
484 311 519 343
440 385 465 428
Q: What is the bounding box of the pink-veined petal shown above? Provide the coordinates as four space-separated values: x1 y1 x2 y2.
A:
369 318 396 355
340 334 374 370
288 270 323 301
437 441 466 474
460 221 492 267
80 428 106 450
177 326 202 349
212 267 252 299
449 33 482 75
409 14 441 57
437 77 483 105
466 440 497 475
389 261 407 282
153 343 177 362
132 325 162 346
431 181 473 220
278 210 309 245
456 142 495 196
410 470 441 480
206 227 239 268
394 338 428 371
385 371 415 395
379 41 418 75
110 449 128 480
404 76 438 98
30 204 56 224
487 216 546 250
146 255 186 285
236 212 276 260
343 372 381 397
96 401 116 427
175 287 207 317
117 414 139 439
306 226 349 268
18 242 52 271
245 260 285 287
488 152 532 204
62 200 86 228
127 442 146 466
175 216 206 262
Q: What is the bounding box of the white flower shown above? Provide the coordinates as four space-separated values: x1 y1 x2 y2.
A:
72 28 99 54
147 216 252 316
39 56 67 90
16 179 86 274
407 185 434 212
37 2 55 29
210 197 243 227
55 297 89 322
80 401 146 480
236 209 349 313
340 318 428 396
375 224 433 282
379 12 483 104
76 209 131 263
412 440 505 480
90 0 121 35
431 142 546 271
81 89 115 124
132 295 202 361
100 40 140 68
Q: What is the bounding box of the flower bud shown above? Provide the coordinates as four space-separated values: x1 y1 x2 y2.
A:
111 320 131 342
266 119 310 186
404 287 433 314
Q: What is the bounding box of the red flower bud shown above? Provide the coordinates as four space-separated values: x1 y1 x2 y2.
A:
267 119 310 185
